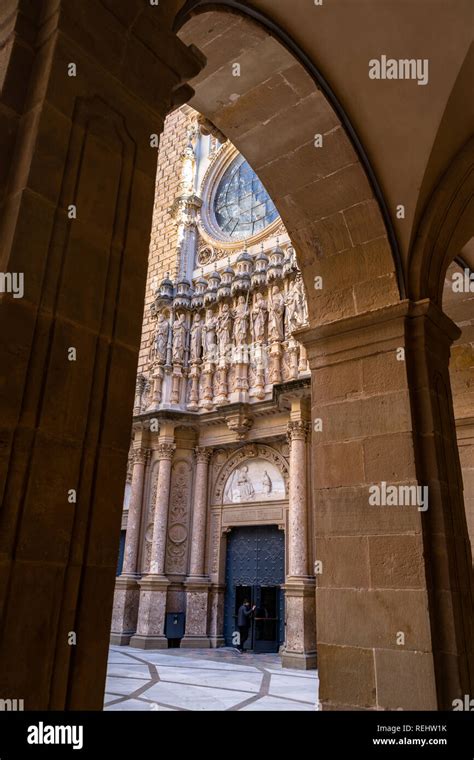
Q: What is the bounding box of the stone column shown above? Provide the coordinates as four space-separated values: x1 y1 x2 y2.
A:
110 447 148 645
282 418 317 670
130 437 175 649
182 447 213 648
298 300 474 710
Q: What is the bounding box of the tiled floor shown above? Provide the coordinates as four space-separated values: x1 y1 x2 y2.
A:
104 646 319 711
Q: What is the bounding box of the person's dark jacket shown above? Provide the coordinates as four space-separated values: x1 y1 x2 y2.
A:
237 604 253 627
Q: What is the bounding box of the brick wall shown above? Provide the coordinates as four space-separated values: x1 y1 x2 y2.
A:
137 106 191 376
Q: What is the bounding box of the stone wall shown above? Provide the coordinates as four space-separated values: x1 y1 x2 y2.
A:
137 107 191 377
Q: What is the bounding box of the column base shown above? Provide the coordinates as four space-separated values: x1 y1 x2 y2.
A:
110 575 141 645
130 574 170 648
283 576 317 670
180 636 211 648
183 577 211 645
129 634 169 650
110 632 135 646
281 651 317 670
210 637 226 648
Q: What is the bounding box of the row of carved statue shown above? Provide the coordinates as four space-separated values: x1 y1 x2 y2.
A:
148 276 308 368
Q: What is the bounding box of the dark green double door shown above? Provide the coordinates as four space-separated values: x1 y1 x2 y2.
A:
224 526 285 653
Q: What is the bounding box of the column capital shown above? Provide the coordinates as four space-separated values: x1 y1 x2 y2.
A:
131 447 149 466
194 446 213 464
287 420 310 443
156 442 175 461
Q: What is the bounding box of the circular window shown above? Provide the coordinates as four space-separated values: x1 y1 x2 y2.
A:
213 155 278 240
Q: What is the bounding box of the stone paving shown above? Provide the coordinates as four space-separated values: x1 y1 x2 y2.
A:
104 645 319 711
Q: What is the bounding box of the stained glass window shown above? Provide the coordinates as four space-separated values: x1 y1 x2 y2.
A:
214 155 278 239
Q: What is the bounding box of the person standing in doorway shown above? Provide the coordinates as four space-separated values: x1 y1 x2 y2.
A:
236 599 256 653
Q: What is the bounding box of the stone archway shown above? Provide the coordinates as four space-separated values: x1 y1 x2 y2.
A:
409 136 474 304
175 6 403 329
1 0 473 711
173 4 474 710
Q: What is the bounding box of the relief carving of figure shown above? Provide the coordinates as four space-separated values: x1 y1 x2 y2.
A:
150 312 169 365
233 295 249 347
236 465 255 501
189 312 203 362
252 292 267 344
294 276 308 325
268 285 285 342
217 302 232 358
285 279 305 334
172 313 187 364
204 308 218 360
262 470 272 494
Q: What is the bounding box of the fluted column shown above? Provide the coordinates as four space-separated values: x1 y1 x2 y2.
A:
282 418 316 670
149 442 176 576
122 448 148 576
182 447 213 648
189 447 212 578
287 420 310 578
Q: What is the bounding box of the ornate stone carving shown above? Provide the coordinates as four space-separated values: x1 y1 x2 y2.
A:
165 459 192 575
142 461 159 573
131 447 148 466
153 312 170 365
172 313 187 364
225 411 253 440
189 312 203 362
209 510 221 575
232 295 249 347
285 275 308 334
268 285 285 342
203 308 218 361
195 446 213 464
156 442 176 461
251 291 267 344
213 444 289 505
223 458 285 503
217 302 232 358
287 420 310 443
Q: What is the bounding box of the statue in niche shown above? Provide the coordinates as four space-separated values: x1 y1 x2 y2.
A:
150 311 169 365
252 292 267 344
236 465 255 501
189 312 203 362
285 279 305 334
294 276 308 325
204 308 218 360
233 295 249 347
268 285 285 342
172 313 187 364
262 470 272 495
217 302 232 358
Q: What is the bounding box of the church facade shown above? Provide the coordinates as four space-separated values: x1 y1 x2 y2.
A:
110 106 317 668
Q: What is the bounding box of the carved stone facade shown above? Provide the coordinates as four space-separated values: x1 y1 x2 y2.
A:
111 107 316 667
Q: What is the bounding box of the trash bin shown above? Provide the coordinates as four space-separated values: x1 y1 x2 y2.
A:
165 612 185 647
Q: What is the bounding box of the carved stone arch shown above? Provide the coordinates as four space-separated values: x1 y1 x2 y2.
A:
212 443 289 505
